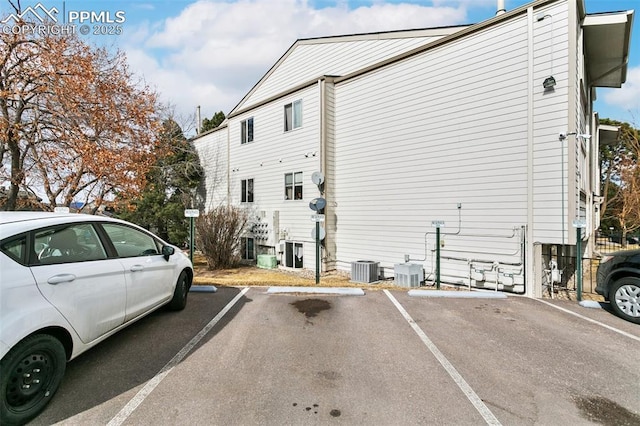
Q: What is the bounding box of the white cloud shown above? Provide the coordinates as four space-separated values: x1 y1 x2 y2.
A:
602 66 640 112
122 0 469 125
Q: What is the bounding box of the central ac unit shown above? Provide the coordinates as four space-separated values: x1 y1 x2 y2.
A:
351 260 379 283
394 263 424 287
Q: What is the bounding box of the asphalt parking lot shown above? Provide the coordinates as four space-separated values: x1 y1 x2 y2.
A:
32 287 640 425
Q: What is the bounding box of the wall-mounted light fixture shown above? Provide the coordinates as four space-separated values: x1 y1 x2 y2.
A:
543 76 556 89
559 132 591 140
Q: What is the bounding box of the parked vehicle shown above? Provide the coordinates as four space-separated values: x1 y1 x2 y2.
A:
596 248 640 324
0 212 193 425
608 234 639 245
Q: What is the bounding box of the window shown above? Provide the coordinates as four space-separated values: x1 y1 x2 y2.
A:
285 242 303 268
241 237 255 260
1 235 27 265
241 178 254 203
102 224 160 258
35 224 107 265
241 117 254 144
284 172 303 200
284 100 302 131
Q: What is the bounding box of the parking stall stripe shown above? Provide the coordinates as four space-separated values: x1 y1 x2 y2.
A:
534 298 640 342
107 287 251 426
384 290 502 426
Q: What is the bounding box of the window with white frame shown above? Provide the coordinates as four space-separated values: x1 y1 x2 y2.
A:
241 178 254 203
284 100 302 132
241 237 255 260
241 117 254 144
284 172 302 200
285 241 303 268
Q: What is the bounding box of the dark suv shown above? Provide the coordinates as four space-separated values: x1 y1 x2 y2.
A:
596 249 640 324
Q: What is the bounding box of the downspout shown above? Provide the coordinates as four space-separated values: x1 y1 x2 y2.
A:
567 0 578 246
319 78 326 186
319 78 326 272
226 124 231 206
527 6 536 297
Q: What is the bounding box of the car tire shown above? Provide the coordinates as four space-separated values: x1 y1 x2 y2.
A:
0 334 66 426
169 270 190 311
609 277 640 324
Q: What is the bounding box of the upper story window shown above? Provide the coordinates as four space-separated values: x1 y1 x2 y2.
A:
241 117 254 144
284 100 302 132
284 172 303 200
242 178 254 203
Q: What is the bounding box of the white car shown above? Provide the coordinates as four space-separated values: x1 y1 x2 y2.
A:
0 212 193 425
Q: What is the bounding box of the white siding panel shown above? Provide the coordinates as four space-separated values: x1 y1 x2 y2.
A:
228 85 323 269
333 16 531 279
194 128 228 211
532 1 570 244
244 35 448 109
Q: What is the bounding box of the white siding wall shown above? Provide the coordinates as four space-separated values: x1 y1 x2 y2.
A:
243 35 450 110
194 127 229 211
532 1 571 244
228 85 323 269
332 3 571 288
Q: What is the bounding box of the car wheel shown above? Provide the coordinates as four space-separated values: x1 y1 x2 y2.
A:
169 270 190 311
0 334 66 426
609 277 640 324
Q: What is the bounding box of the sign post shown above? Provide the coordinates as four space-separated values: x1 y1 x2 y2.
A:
184 209 200 264
432 221 445 289
573 219 586 302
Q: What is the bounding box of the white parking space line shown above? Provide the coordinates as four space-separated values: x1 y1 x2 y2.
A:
534 298 640 342
107 287 251 426
384 290 502 426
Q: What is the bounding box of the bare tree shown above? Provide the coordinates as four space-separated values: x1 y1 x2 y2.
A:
1 5 159 210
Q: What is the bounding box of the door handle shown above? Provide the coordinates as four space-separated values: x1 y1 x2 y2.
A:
47 274 76 285
130 265 144 272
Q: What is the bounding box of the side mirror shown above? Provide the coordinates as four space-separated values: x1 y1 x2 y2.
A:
162 245 175 261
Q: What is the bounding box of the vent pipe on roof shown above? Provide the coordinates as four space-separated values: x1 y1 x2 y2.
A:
196 105 201 134
496 0 506 15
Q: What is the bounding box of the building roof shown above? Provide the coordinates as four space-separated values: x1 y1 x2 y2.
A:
196 0 634 134
583 10 634 88
229 26 467 116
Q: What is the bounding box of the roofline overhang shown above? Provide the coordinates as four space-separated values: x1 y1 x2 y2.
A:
583 10 634 88
598 124 621 146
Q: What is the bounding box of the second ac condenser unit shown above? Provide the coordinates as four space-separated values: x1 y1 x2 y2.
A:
394 263 424 287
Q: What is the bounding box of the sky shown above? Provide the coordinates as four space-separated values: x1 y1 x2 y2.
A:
2 0 639 130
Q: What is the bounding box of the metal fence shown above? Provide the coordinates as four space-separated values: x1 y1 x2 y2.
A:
595 229 640 254
543 229 639 298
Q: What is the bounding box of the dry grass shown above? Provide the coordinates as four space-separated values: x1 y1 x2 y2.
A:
192 254 398 290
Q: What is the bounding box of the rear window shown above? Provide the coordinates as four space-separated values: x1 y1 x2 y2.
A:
0 235 27 265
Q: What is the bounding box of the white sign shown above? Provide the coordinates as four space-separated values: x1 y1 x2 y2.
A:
311 214 325 222
184 209 200 218
572 219 586 228
54 207 70 213
431 220 445 228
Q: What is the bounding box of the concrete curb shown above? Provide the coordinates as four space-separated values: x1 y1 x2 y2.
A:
408 290 508 299
267 286 365 296
579 300 604 309
190 285 217 293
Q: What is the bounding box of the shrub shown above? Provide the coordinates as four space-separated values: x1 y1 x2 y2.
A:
196 205 249 269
